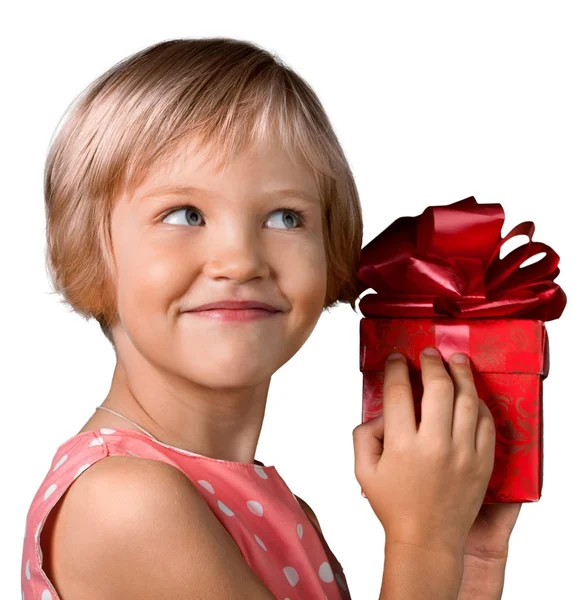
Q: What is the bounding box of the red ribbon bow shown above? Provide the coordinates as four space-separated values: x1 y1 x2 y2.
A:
355 196 566 320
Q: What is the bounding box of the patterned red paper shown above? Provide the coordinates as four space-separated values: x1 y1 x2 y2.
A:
360 318 547 503
354 196 566 503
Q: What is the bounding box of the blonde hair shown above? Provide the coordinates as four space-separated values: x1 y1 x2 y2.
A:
44 37 364 349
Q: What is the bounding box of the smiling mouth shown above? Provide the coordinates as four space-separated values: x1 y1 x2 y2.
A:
184 308 282 322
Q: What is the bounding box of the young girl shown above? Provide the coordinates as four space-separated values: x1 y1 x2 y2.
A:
22 36 361 600
21 37 518 600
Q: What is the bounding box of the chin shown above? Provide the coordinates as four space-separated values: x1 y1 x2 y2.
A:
182 362 275 388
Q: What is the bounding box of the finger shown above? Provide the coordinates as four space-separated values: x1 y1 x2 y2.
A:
475 398 496 465
447 353 480 446
381 353 417 443
352 413 384 476
418 347 454 440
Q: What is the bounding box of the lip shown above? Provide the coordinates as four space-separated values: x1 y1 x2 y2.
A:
186 308 282 322
187 300 282 312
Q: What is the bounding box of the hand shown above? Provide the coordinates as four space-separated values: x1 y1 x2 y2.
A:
464 502 522 561
352 347 497 557
457 503 522 599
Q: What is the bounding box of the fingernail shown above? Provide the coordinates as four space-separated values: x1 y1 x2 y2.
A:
422 347 439 356
450 352 469 363
387 352 405 361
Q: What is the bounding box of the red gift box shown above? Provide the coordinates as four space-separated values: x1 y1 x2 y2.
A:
361 317 548 503
355 196 566 503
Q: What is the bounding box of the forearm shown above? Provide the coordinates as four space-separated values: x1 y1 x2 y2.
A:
379 541 464 600
457 555 507 600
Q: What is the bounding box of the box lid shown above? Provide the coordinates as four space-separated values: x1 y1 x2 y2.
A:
360 318 549 376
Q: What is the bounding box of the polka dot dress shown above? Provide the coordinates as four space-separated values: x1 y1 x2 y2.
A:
21 428 351 599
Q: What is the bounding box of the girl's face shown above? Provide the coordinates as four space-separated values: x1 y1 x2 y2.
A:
108 134 327 388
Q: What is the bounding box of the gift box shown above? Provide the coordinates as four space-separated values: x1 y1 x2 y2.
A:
355 196 566 503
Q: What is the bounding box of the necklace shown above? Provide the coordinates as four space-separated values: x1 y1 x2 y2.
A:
95 406 161 441
94 405 265 467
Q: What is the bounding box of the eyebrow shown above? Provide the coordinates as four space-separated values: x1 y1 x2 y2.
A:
135 185 320 205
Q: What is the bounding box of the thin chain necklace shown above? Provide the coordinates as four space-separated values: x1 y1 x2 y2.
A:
94 405 265 467
95 406 161 441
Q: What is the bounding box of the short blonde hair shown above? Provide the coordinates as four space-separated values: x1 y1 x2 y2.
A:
44 37 364 349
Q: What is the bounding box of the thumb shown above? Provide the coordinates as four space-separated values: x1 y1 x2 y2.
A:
352 413 385 477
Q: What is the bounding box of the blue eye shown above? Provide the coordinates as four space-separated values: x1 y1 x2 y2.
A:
161 205 306 229
266 208 306 229
162 206 203 227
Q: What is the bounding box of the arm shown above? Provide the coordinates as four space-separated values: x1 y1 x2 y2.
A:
457 554 507 600
456 501 521 599
296 495 464 600
380 541 464 600
43 455 277 599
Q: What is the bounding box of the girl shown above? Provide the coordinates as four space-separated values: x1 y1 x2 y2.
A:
22 36 361 600
21 37 519 600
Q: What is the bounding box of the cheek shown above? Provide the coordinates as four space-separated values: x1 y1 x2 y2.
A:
116 241 191 315
277 249 327 362
290 241 327 303
280 241 327 352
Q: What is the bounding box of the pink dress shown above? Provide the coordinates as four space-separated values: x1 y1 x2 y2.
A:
21 425 352 600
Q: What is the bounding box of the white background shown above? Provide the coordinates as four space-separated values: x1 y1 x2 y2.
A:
2 1 578 597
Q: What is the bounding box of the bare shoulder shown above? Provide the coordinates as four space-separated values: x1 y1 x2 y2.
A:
41 455 276 600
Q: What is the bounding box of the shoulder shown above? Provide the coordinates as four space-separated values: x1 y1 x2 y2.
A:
42 455 276 599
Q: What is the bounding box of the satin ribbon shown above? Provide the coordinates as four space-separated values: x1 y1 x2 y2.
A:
355 196 566 321
434 323 470 362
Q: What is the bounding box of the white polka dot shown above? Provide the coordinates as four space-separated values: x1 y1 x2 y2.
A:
283 566 299 586
254 464 268 479
25 559 30 580
53 454 68 471
336 572 347 591
247 500 264 516
318 561 334 583
41 590 52 600
74 464 91 479
197 480 215 494
218 500 234 516
254 534 267 551
43 483 57 501
89 436 104 446
297 523 303 539
99 428 116 434
35 522 42 540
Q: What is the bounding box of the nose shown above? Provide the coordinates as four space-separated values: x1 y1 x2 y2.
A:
201 227 271 283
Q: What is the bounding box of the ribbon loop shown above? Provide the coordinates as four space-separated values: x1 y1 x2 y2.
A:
355 196 566 321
